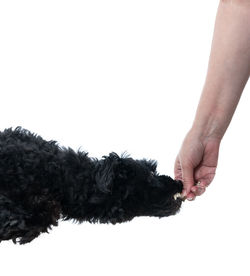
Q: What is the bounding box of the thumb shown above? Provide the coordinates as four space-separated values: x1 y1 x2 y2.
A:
181 163 195 197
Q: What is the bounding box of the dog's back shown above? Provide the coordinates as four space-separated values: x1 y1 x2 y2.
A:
0 127 64 244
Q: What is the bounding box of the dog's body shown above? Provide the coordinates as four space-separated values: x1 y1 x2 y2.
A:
0 127 183 244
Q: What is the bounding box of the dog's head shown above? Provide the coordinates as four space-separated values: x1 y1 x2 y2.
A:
143 174 184 217
94 152 184 220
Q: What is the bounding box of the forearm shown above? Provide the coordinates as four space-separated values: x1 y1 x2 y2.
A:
191 0 250 140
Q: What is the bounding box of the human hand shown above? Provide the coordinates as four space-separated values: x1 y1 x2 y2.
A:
174 128 221 201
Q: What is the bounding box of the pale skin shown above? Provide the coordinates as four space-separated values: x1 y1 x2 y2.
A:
174 0 250 200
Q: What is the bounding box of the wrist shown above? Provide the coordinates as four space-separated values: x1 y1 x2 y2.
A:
191 114 224 141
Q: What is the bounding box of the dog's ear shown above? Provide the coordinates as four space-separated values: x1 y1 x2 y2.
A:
95 152 120 193
138 158 158 175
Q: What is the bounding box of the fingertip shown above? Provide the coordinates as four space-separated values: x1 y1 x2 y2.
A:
186 192 196 201
184 185 193 197
181 189 187 198
183 181 195 197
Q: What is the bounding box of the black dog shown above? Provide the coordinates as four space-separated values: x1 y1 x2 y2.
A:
0 127 184 244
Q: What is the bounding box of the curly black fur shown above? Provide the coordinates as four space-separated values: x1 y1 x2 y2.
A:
0 126 184 244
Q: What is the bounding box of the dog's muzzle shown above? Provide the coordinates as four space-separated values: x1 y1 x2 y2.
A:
173 193 182 200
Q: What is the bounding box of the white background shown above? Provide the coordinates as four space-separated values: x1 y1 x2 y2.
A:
0 1 250 275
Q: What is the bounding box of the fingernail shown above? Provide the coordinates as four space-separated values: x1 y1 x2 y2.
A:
187 197 194 201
